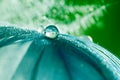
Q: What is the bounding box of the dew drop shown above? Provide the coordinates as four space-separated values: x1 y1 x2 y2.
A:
43 25 59 39
80 36 93 42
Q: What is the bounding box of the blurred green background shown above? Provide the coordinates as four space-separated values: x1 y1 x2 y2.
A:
0 0 120 57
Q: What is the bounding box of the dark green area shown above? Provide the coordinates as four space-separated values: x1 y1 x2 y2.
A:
65 0 104 5
46 6 76 24
84 2 120 57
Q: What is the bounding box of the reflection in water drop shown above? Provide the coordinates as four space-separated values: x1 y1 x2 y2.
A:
43 25 59 39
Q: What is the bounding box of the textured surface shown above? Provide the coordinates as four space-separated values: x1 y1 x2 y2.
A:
0 26 120 80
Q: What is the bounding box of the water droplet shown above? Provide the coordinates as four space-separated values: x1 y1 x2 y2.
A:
43 25 59 39
79 36 93 42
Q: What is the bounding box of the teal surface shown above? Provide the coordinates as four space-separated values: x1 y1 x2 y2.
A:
0 26 120 80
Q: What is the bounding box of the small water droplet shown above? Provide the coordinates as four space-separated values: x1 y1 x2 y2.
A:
79 36 93 42
43 25 59 39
